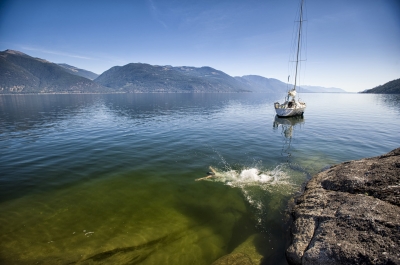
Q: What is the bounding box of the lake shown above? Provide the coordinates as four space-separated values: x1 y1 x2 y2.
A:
0 93 399 265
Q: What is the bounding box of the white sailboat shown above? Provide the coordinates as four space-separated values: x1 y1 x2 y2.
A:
274 0 306 117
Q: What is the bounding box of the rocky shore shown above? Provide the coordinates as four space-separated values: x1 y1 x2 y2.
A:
287 148 400 264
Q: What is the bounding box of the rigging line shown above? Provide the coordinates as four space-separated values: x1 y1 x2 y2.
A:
300 0 308 89
293 0 304 91
304 3 308 67
287 3 299 85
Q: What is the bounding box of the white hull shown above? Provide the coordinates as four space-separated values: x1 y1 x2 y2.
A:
274 101 306 117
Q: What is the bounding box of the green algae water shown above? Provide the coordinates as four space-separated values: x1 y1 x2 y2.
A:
0 93 399 264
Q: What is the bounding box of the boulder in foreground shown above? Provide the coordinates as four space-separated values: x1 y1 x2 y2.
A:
287 148 400 265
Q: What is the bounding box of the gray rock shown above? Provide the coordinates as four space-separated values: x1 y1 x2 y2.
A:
287 148 400 265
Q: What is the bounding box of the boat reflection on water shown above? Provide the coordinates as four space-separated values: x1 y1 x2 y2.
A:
273 115 305 159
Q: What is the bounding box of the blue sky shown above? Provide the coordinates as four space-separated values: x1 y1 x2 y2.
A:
0 0 399 92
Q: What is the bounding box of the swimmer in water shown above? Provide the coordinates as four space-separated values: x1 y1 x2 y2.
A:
195 166 219 181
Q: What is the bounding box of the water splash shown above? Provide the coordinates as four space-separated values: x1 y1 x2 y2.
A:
200 165 292 188
198 164 297 226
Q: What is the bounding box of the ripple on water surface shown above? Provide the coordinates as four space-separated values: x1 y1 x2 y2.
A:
1 93 399 264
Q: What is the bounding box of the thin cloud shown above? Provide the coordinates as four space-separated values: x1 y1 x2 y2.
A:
147 0 167 29
21 46 93 60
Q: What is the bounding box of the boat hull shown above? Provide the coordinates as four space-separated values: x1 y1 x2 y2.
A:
274 103 305 117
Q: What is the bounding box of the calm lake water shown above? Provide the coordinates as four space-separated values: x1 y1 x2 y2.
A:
0 93 399 265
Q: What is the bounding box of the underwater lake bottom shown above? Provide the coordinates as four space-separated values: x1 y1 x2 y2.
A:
0 93 399 264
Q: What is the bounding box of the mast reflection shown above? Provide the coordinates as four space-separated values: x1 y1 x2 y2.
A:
273 115 305 160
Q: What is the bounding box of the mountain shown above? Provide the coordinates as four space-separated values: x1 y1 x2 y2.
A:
95 64 346 94
362 78 400 94
300 85 346 93
58 63 99 80
235 75 348 93
1 49 348 94
94 63 250 92
0 50 110 94
235 75 290 93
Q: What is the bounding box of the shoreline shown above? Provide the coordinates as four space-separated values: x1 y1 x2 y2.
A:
0 91 254 95
0 91 365 96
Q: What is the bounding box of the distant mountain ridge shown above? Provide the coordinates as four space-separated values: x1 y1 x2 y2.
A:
58 63 99 80
0 49 348 94
300 85 346 93
94 63 250 92
235 75 288 93
0 50 109 93
362 78 400 94
234 76 347 93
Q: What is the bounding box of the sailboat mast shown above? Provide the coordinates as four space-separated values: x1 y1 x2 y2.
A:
274 0 307 117
293 0 304 91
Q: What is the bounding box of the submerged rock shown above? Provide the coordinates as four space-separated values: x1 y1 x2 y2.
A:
211 252 253 265
211 234 264 265
287 148 400 265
